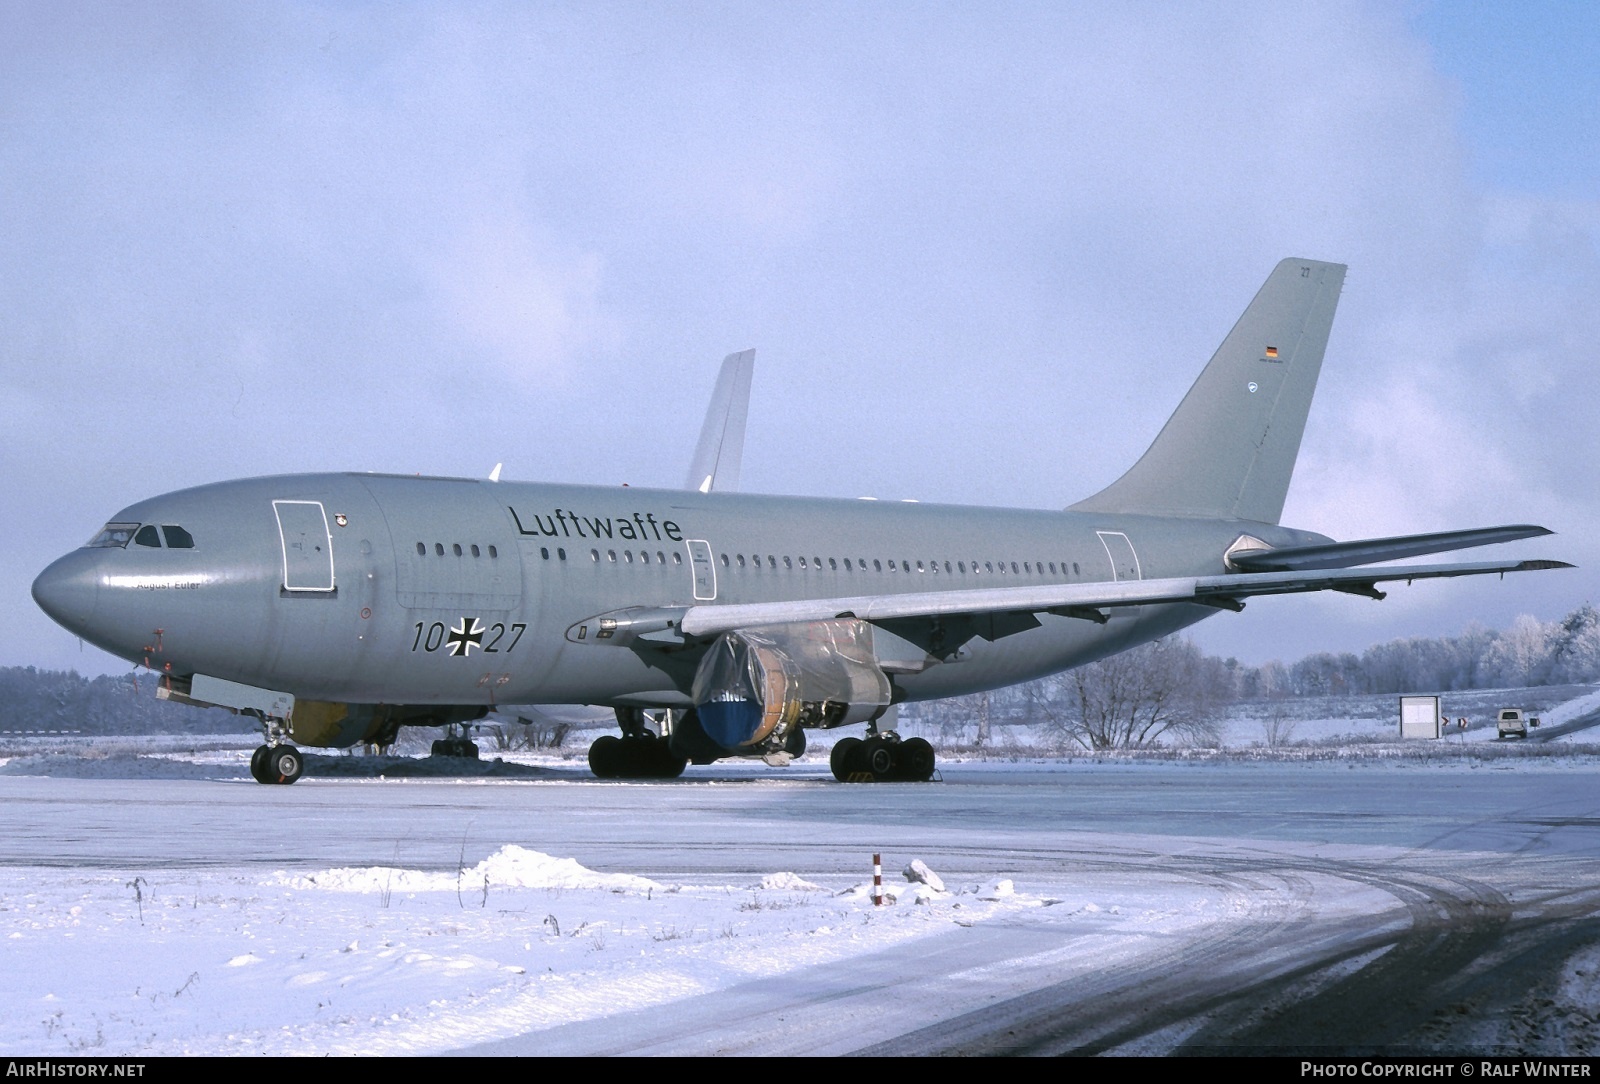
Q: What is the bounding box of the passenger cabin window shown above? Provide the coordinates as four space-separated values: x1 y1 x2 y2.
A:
134 525 162 548
416 542 426 556
88 523 139 549
162 525 195 549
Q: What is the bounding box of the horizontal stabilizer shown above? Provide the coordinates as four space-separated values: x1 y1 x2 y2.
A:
1229 525 1555 572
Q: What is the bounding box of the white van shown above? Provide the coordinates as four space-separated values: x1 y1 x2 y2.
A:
1497 709 1541 739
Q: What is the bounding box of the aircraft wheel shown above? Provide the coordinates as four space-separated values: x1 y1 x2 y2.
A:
617 734 685 779
589 734 623 778
268 746 304 785
830 737 862 782
459 738 480 759
249 744 273 784
651 742 689 779
900 737 936 782
864 737 895 779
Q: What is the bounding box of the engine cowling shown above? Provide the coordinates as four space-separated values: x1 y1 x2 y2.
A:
689 619 892 754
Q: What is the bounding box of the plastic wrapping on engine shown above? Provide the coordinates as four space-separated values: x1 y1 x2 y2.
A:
691 619 893 750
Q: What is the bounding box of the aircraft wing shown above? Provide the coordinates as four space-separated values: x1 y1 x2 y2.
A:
1227 525 1553 572
684 349 755 493
676 558 1572 638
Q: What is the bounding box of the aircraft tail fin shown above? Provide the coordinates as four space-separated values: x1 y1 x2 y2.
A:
685 349 755 493
1070 258 1346 524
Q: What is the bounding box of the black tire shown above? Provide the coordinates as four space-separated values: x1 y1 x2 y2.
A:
651 742 689 779
459 738 480 760
589 734 623 778
268 746 303 785
830 736 862 782
249 744 272 784
900 737 936 782
865 738 895 779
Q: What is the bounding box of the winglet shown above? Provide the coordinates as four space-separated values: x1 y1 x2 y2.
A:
684 349 755 493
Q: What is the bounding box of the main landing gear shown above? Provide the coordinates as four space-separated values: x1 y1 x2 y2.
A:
430 723 481 760
587 708 689 779
830 732 936 783
588 732 688 779
250 743 304 785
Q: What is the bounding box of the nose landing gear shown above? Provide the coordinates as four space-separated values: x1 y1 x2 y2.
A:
249 715 303 785
249 742 304 785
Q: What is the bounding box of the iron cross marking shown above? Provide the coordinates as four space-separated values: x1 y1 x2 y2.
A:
447 617 485 657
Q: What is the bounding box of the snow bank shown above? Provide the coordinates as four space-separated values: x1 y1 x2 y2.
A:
274 845 662 895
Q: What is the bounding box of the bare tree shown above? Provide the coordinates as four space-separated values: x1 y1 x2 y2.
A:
1033 637 1225 750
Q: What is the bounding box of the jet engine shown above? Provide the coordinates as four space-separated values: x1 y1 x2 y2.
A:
689 619 892 756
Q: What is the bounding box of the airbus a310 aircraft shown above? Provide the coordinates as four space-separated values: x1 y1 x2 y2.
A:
32 258 1570 784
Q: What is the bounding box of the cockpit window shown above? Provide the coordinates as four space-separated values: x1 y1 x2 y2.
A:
87 522 140 548
134 525 162 548
162 525 195 549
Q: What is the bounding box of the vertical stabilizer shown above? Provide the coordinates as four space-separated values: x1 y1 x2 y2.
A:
1070 258 1345 524
684 349 755 493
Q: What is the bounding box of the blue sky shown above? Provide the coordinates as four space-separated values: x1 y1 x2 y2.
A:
1418 1 1599 199
4 2 1597 675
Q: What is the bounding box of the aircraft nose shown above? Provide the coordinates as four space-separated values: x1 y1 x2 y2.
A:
32 551 100 632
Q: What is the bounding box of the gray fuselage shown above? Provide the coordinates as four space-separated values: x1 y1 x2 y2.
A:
33 472 1324 713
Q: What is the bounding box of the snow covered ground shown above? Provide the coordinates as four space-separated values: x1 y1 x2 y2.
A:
893 683 1600 751
2 838 1181 1056
4 733 1600 1056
